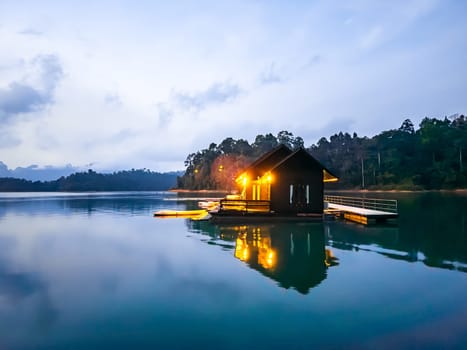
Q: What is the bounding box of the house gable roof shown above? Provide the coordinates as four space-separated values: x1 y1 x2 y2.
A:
241 144 293 178
270 148 338 181
239 146 338 182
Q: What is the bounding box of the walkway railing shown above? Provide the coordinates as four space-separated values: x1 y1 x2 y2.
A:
324 195 398 214
219 199 271 213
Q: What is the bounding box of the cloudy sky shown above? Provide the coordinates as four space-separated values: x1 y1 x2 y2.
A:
1 0 466 172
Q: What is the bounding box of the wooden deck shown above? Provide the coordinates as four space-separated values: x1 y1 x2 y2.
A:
218 199 271 214
212 198 325 223
324 195 398 225
210 196 398 225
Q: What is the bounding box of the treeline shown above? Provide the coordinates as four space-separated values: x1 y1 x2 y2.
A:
0 169 178 192
177 131 305 190
177 115 466 190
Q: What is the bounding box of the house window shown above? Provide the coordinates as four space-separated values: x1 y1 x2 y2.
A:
306 185 310 204
289 185 293 204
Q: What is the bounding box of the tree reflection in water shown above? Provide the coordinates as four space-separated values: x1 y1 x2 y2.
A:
188 208 467 296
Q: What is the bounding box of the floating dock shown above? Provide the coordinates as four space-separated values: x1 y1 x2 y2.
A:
154 196 398 225
324 195 398 225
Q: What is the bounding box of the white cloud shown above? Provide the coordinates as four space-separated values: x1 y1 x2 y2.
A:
260 63 283 85
0 55 63 123
173 82 242 113
359 26 384 50
0 0 465 172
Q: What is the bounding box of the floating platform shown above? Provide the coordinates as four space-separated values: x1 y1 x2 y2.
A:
154 195 398 225
324 196 399 225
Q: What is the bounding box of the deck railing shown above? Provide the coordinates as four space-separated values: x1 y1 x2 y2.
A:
324 195 398 213
219 199 271 214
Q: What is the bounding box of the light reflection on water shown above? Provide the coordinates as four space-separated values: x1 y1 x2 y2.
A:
0 191 466 349
187 221 339 294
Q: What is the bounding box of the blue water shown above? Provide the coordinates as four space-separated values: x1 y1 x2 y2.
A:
0 191 466 349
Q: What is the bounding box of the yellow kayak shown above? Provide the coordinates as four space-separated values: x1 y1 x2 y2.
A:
153 209 208 218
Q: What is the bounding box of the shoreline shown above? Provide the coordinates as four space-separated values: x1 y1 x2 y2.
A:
169 189 230 194
171 188 467 194
324 188 467 193
325 189 467 193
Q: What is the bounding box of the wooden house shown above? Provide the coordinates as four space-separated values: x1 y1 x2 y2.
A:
218 144 338 216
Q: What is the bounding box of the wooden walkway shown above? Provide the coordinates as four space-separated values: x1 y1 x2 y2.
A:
324 195 398 224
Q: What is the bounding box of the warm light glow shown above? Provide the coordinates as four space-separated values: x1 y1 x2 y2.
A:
236 173 248 185
259 246 276 269
235 236 250 262
266 251 275 268
218 165 224 172
235 173 249 199
255 173 272 187
325 248 339 267
194 169 199 174
234 229 276 269
323 170 339 182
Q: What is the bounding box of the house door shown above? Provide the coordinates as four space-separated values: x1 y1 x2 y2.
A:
289 184 310 210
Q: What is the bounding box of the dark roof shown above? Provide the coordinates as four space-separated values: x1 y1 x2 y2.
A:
240 145 338 181
270 148 338 180
242 144 293 178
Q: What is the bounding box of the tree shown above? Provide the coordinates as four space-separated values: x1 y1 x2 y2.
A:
252 133 278 156
177 118 467 190
399 119 415 134
277 130 294 148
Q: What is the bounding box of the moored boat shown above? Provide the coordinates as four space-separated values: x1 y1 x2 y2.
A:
153 209 207 218
197 201 219 210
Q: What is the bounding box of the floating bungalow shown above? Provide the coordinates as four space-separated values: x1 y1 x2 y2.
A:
155 144 399 224
211 144 339 221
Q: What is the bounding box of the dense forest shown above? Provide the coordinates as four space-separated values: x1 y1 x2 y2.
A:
177 115 466 190
0 169 178 192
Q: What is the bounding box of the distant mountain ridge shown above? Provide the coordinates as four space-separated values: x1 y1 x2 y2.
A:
0 161 80 181
0 161 183 182
0 166 183 192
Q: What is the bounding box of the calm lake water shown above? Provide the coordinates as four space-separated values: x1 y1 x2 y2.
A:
0 191 466 349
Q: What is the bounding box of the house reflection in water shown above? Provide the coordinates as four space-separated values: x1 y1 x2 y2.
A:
234 228 276 270
220 224 338 294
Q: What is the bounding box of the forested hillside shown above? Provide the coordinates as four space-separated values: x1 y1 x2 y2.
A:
0 169 178 192
177 131 305 190
177 115 466 190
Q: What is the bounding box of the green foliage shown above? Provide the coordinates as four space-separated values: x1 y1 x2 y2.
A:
177 131 305 190
312 115 466 189
178 115 467 190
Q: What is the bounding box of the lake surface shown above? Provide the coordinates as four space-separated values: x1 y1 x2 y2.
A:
0 191 466 349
